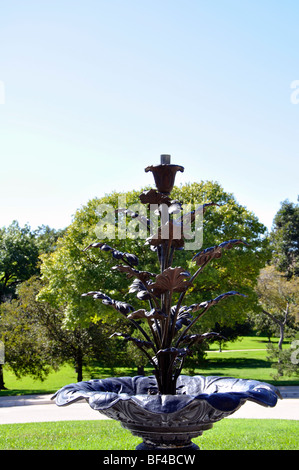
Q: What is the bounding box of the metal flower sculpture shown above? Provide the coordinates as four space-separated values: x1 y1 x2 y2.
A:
53 155 281 450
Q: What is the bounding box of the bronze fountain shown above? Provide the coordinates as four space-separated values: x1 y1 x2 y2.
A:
53 155 280 450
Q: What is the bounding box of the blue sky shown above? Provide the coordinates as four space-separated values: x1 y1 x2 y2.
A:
0 0 298 232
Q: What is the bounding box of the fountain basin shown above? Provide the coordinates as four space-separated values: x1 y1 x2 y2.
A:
52 375 281 450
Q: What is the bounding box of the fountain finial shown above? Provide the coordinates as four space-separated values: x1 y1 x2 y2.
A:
145 154 184 194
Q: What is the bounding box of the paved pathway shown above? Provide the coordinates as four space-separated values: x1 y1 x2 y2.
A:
0 388 298 424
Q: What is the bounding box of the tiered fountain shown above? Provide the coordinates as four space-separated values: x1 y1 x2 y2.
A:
53 155 280 450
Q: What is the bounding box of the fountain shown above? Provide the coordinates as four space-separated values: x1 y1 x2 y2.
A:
52 155 280 450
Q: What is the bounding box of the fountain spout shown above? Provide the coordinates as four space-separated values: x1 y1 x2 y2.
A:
145 154 184 194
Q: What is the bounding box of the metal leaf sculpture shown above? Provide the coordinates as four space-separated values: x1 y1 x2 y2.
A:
116 208 152 229
192 239 249 267
81 157 251 395
128 279 152 301
174 202 219 227
127 309 167 321
109 333 153 349
81 291 134 315
52 156 282 453
149 267 192 294
111 265 156 282
170 305 192 332
83 242 139 266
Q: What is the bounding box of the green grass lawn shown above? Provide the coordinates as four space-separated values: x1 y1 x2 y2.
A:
208 335 291 351
197 335 297 385
0 419 298 450
1 335 297 452
192 350 282 384
0 336 298 396
0 364 141 396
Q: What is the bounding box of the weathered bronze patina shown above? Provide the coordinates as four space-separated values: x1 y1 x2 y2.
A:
53 155 280 450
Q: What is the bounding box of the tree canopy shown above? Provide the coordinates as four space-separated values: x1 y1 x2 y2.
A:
0 221 65 303
0 276 126 387
0 221 39 302
251 196 299 380
38 181 270 340
271 197 299 279
256 265 299 348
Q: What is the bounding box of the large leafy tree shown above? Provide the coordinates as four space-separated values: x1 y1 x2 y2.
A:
249 198 299 380
254 265 299 380
0 277 60 389
0 222 67 388
0 221 39 302
0 221 64 303
33 225 66 256
256 265 299 349
0 276 126 389
271 197 299 279
38 181 270 364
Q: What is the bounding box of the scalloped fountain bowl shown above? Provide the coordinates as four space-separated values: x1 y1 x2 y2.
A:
52 375 281 450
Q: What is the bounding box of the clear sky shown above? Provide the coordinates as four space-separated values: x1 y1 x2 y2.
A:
0 0 298 232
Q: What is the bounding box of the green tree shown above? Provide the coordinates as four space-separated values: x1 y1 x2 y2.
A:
0 278 59 388
271 197 299 279
38 182 270 371
0 223 66 388
211 321 252 352
33 225 66 256
255 264 299 380
252 197 299 380
250 310 277 342
0 222 65 303
0 221 39 302
256 265 299 350
266 342 299 380
0 276 129 388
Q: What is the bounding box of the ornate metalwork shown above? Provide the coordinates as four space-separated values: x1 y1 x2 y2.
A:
53 374 280 450
53 155 281 450
144 154 184 194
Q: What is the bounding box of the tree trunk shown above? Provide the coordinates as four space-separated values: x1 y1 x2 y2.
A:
262 309 285 351
76 353 83 382
0 364 7 390
137 365 145 376
278 324 284 351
